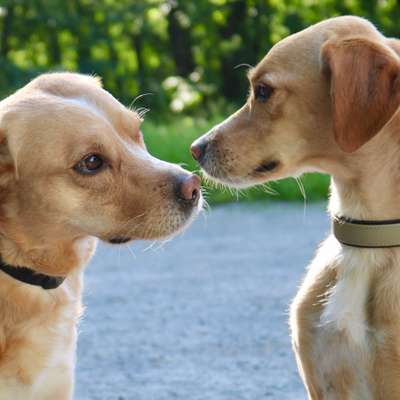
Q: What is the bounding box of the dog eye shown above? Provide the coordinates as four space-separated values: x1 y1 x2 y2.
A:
254 84 274 103
74 154 105 175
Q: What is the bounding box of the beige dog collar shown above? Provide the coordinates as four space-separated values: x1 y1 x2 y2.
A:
333 217 400 248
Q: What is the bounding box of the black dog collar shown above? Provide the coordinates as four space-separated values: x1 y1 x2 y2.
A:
333 216 400 248
0 257 65 289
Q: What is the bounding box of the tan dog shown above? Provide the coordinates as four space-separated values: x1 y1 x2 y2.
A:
0 72 202 399
192 16 400 399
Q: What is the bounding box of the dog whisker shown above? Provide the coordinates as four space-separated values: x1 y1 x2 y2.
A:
294 176 307 221
125 243 137 260
143 241 158 252
234 63 254 70
129 92 153 109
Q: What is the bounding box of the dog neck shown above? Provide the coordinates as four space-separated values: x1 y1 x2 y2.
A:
328 125 400 222
319 125 400 344
0 167 98 288
0 231 97 284
0 257 65 289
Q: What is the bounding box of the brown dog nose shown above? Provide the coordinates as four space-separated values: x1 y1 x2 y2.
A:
176 174 201 204
190 141 208 163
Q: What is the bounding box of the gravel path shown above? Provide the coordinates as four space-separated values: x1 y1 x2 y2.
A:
75 202 330 400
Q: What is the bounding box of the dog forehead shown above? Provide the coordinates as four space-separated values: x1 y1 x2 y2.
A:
11 94 141 145
24 101 108 138
251 29 324 83
2 103 117 173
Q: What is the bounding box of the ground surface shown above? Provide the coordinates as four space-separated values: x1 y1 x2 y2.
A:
75 202 330 400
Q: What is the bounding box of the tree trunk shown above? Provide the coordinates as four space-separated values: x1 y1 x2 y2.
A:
167 2 195 77
47 25 62 65
219 0 247 100
72 0 91 73
132 33 146 92
0 4 15 59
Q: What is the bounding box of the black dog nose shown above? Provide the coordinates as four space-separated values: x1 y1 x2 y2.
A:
190 140 208 163
175 174 201 205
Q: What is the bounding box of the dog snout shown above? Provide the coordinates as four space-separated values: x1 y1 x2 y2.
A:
191 140 209 164
175 174 201 206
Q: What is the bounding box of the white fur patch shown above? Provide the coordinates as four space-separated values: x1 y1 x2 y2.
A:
63 97 104 120
321 258 371 345
320 240 388 346
322 181 391 345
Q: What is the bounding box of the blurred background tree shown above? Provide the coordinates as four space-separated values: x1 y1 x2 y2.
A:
1 0 398 202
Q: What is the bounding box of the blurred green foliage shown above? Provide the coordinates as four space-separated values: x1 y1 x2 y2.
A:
0 0 397 202
1 0 400 111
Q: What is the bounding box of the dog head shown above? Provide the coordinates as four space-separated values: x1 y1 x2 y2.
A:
0 73 202 248
191 16 400 187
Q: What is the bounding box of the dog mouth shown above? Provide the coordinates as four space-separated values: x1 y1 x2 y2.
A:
200 156 281 188
108 236 131 244
201 168 253 188
105 195 203 244
253 160 280 174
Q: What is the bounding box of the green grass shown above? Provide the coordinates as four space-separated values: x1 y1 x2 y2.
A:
142 116 330 204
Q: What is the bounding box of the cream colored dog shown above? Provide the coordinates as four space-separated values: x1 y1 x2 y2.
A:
0 72 202 399
192 16 400 400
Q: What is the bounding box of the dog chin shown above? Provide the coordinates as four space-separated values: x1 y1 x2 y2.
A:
123 198 204 243
166 200 203 239
201 169 260 189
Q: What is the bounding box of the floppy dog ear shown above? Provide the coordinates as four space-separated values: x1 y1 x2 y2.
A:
321 37 400 152
0 117 16 177
0 117 7 155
